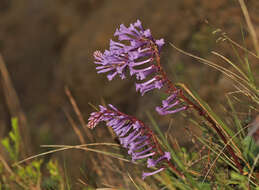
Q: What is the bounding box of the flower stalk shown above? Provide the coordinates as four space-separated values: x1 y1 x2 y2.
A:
151 37 243 173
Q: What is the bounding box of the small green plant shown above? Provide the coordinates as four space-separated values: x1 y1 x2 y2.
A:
42 160 65 190
1 118 20 162
0 118 66 189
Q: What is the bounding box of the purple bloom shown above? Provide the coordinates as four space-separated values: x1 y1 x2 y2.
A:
87 104 172 179
142 167 165 180
130 65 158 80
147 152 171 168
114 20 153 43
94 20 164 84
155 39 165 52
136 77 164 96
93 50 130 81
156 91 187 115
132 150 155 162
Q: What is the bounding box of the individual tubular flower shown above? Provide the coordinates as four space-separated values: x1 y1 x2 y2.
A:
142 167 165 180
142 152 171 179
129 65 158 80
136 76 164 96
87 104 174 179
156 91 188 115
147 152 171 168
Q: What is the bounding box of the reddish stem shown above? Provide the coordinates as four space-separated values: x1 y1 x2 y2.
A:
151 41 243 174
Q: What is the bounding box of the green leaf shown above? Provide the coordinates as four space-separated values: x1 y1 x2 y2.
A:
242 136 259 164
1 138 15 161
226 96 245 139
1 118 20 161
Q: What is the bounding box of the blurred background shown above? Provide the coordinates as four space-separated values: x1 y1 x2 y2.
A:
0 0 258 188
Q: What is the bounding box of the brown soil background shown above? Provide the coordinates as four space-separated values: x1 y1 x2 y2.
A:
0 0 258 188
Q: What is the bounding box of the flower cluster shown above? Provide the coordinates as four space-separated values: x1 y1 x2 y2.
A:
93 20 165 95
94 20 187 116
88 104 171 179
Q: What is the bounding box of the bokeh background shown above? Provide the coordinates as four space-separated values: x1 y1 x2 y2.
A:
0 0 258 188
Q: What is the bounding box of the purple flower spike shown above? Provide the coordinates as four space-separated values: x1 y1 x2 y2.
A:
156 91 187 115
142 167 165 180
94 20 164 83
88 104 173 179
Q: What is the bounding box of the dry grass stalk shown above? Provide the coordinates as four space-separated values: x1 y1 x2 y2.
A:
64 86 94 141
0 54 31 156
239 0 259 55
63 108 86 144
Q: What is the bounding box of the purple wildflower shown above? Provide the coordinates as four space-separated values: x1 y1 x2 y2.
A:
130 65 158 80
87 104 172 179
93 49 130 81
155 39 165 52
114 20 165 93
93 20 165 95
147 152 171 168
114 20 153 43
156 91 188 115
136 77 164 96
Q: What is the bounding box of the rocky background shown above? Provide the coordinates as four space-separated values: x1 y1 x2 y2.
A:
0 0 258 188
